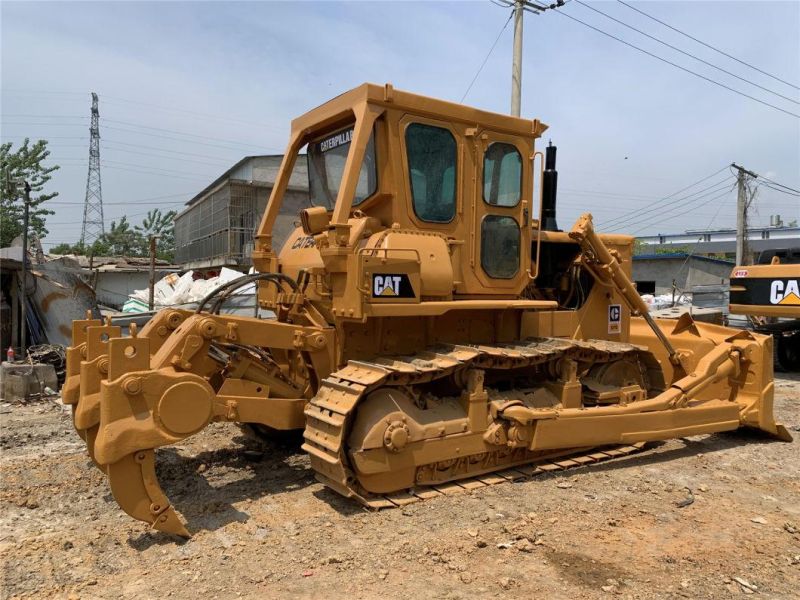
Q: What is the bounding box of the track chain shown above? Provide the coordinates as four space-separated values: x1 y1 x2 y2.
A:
302 337 649 508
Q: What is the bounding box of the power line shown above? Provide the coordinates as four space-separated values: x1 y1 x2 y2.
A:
599 165 730 227
561 187 717 201
461 10 514 102
622 180 737 233
59 157 213 178
604 177 735 231
59 162 208 181
2 89 282 130
0 121 88 127
553 7 800 119
102 139 238 162
101 118 274 149
760 182 800 198
102 125 270 153
102 142 234 165
48 206 181 226
574 0 799 105
669 188 733 281
2 113 274 151
757 174 800 195
616 0 800 91
1 114 87 119
47 192 191 206
633 187 735 236
100 94 282 131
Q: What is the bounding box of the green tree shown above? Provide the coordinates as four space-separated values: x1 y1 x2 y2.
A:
46 209 177 261
102 216 140 256
0 139 59 247
49 242 80 255
49 239 110 256
134 208 177 260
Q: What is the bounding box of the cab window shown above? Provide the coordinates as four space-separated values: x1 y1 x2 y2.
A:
307 125 377 210
405 123 456 223
483 142 521 207
481 215 520 278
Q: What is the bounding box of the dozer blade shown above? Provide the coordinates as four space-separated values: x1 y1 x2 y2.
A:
107 450 189 538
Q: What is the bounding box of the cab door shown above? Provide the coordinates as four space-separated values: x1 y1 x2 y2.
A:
472 131 531 294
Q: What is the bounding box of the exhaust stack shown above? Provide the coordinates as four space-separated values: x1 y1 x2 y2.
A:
542 141 559 232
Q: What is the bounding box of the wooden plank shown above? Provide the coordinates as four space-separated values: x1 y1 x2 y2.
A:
411 487 443 500
497 469 528 481
538 463 564 472
458 479 488 490
432 482 466 496
384 490 419 506
476 473 509 485
512 464 543 477
587 452 612 461
362 496 397 509
601 448 626 457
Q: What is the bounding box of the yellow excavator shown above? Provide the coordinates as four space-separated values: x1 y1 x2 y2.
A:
63 84 791 537
729 248 800 370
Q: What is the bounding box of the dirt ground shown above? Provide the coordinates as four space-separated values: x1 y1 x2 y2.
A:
1 375 798 600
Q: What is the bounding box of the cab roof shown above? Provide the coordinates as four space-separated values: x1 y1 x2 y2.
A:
291 82 548 140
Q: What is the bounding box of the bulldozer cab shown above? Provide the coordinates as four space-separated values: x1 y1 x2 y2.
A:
252 83 549 317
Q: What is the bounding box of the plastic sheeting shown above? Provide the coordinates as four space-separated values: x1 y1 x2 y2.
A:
122 268 254 313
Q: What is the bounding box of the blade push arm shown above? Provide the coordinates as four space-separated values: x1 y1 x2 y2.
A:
569 213 680 365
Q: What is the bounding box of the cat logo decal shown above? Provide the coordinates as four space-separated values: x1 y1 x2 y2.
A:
372 274 415 298
770 279 800 305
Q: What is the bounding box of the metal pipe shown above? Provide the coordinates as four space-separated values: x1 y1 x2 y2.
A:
148 236 157 311
20 181 30 355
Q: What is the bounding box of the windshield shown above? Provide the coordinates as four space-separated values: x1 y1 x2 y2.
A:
307 125 377 210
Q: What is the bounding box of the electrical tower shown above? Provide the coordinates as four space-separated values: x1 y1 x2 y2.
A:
80 92 104 246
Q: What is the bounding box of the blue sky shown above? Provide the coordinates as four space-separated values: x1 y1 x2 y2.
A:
2 0 798 248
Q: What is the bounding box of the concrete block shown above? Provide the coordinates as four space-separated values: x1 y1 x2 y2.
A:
0 362 58 402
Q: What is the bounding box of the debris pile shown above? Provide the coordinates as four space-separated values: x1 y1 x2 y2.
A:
25 344 66 386
640 293 691 311
122 267 254 313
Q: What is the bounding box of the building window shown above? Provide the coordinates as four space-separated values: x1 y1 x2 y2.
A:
483 143 521 207
481 215 520 278
405 123 457 223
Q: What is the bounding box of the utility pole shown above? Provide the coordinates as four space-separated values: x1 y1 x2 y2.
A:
499 1 564 117
511 0 524 116
80 92 105 247
731 163 758 266
148 236 158 311
20 181 30 355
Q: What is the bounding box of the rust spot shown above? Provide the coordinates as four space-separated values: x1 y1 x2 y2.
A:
41 291 68 312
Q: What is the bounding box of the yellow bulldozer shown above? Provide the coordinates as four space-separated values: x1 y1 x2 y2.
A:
63 84 791 537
